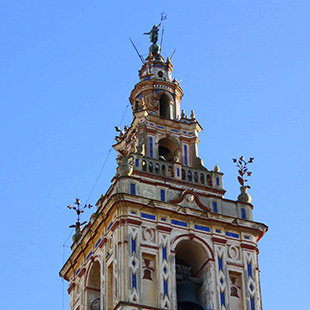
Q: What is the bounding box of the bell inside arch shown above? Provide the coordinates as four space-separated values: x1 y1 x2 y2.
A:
177 279 203 310
90 297 100 310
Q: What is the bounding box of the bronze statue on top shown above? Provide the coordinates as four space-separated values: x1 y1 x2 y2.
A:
144 23 162 54
144 23 161 44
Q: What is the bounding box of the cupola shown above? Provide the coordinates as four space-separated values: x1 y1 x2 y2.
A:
129 53 183 121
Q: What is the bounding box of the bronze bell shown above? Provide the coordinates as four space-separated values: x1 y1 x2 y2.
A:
177 279 203 310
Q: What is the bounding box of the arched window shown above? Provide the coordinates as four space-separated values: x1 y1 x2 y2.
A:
158 138 178 162
86 261 101 310
175 240 210 310
159 94 170 119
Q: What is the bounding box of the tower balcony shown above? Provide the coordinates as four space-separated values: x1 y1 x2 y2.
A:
129 153 224 192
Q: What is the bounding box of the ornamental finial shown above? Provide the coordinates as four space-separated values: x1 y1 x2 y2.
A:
67 198 93 242
232 156 254 203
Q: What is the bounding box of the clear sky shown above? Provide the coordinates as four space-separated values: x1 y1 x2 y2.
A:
1 1 309 309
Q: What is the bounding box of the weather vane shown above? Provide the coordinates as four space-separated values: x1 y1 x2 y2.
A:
67 198 93 242
160 11 168 22
233 156 254 203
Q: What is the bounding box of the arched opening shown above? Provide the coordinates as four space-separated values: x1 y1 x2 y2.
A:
207 175 212 186
187 171 192 182
175 240 210 310
142 160 147 171
159 94 171 119
194 172 198 183
155 163 160 174
158 138 178 162
200 173 205 185
86 261 101 310
161 164 166 176
149 162 153 173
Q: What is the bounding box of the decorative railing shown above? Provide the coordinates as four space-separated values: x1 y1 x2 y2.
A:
131 154 222 188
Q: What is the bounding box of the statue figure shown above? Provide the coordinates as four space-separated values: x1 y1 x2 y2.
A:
144 23 161 44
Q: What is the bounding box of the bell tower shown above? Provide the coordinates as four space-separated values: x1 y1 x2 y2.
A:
60 26 267 310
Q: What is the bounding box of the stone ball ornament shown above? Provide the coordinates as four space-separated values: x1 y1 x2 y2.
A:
214 165 220 172
149 43 161 54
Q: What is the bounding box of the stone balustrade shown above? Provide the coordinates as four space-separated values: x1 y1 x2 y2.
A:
131 154 222 189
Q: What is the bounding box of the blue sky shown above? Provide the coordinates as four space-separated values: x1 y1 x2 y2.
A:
1 1 309 309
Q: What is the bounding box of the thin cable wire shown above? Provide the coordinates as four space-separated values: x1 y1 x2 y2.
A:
61 103 130 310
119 104 130 128
85 148 112 203
63 230 74 250
62 102 130 257
86 103 130 204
